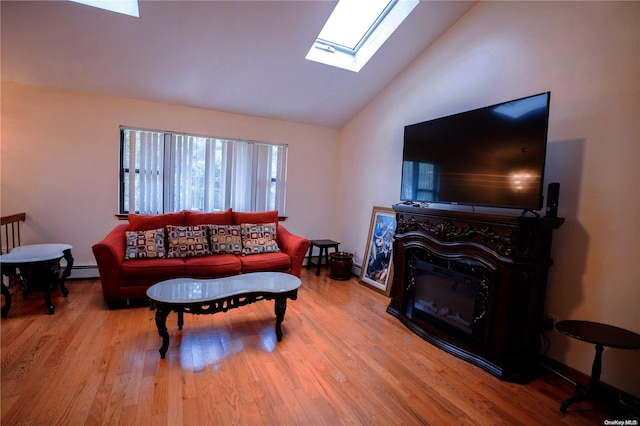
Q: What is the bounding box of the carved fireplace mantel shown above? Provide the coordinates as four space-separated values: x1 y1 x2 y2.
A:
387 204 564 383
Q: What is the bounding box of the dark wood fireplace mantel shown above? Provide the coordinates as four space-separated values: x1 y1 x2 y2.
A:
387 204 564 383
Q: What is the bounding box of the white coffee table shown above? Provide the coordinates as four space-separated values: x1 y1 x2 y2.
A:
146 272 301 358
0 243 74 316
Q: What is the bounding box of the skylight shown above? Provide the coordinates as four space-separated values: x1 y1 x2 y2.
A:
317 0 393 52
69 0 139 18
306 0 418 72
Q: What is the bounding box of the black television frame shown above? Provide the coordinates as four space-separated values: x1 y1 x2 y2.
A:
400 92 551 213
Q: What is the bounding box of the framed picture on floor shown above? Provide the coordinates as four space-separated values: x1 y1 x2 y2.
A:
359 206 396 296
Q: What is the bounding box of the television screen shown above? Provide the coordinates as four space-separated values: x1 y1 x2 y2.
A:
401 92 550 211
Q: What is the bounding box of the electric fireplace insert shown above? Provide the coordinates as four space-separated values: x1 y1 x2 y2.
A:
406 253 491 347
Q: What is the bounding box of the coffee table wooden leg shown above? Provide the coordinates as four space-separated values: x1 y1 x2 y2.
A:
155 305 171 358
44 287 54 315
44 261 59 315
177 310 184 330
274 298 288 341
59 249 74 297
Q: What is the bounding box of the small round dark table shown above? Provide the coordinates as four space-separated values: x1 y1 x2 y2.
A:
555 320 640 413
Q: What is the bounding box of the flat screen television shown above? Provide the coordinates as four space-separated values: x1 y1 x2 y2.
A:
401 92 551 212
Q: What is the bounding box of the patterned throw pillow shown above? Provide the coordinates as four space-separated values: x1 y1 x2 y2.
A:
240 222 280 255
125 228 166 259
208 225 243 254
166 225 210 258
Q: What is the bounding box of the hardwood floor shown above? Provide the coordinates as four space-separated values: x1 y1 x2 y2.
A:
1 269 623 425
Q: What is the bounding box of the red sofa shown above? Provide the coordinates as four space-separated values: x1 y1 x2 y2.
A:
92 209 310 307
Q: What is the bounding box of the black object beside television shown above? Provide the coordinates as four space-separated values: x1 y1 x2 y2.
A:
401 92 551 212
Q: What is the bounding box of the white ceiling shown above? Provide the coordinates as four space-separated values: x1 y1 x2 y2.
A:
1 0 474 129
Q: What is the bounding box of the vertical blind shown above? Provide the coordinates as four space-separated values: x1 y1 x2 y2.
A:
120 128 287 215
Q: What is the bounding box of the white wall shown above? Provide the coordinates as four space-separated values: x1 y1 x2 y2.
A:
338 1 640 396
1 82 340 269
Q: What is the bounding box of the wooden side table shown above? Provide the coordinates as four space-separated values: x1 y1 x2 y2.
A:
555 320 640 413
306 240 339 276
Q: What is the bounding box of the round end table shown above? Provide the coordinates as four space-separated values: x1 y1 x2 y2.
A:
555 320 640 413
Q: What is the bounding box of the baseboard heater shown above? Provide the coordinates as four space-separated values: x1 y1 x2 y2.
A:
352 262 362 276
68 265 100 279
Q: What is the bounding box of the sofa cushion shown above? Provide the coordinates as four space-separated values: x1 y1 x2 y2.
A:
185 254 242 277
166 225 210 258
124 228 166 259
239 252 290 273
208 225 243 254
120 258 185 280
232 210 278 226
240 223 280 255
185 208 233 226
128 211 185 231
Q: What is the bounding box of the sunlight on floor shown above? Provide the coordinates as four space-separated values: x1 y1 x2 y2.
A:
173 320 277 371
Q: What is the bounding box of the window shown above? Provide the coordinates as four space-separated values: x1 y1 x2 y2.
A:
119 128 287 215
306 0 419 72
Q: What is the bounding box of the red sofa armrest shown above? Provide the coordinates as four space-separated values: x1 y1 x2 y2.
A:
92 224 128 301
277 224 310 278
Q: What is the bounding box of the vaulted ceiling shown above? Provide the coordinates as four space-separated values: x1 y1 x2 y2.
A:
1 0 474 129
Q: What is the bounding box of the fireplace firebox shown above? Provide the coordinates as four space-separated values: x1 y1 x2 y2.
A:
408 253 491 346
387 205 563 383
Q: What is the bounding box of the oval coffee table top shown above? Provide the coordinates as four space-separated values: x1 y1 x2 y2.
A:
0 243 73 263
556 320 640 349
146 272 301 304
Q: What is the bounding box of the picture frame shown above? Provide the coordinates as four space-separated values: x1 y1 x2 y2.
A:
359 206 396 296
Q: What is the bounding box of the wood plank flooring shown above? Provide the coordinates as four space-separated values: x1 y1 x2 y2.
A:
1 269 623 425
